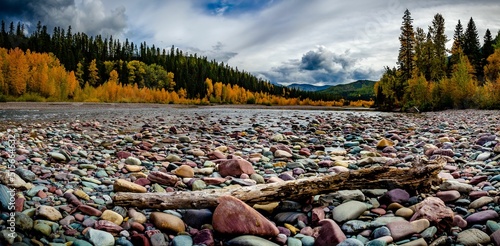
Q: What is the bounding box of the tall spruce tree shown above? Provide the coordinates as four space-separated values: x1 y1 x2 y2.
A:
448 20 464 76
429 13 447 81
397 9 415 100
463 17 482 79
482 29 495 63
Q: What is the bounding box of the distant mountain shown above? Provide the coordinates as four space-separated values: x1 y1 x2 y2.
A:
319 80 376 101
287 83 331 92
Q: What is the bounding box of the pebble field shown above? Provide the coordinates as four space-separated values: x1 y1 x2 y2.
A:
1 103 500 246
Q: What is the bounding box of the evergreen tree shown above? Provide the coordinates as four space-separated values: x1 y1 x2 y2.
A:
397 9 415 100
449 20 464 76
482 29 495 64
463 17 482 80
429 13 447 81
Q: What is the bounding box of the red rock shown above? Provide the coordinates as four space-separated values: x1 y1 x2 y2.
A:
131 222 145 232
270 144 293 154
466 210 499 224
37 190 47 199
208 151 226 160
436 190 461 203
194 229 214 246
410 197 454 226
386 220 417 241
116 151 132 159
76 205 103 217
15 196 25 212
202 177 227 185
213 196 279 236
74 213 85 221
382 188 410 204
217 159 255 177
469 175 488 185
490 229 500 246
313 219 346 246
371 208 387 216
299 148 311 156
134 178 151 186
300 226 314 236
94 220 123 235
131 234 151 246
469 190 489 200
312 207 326 226
147 171 179 186
64 192 83 206
453 215 467 228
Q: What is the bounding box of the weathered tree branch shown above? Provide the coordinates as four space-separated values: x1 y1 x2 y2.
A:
113 159 444 210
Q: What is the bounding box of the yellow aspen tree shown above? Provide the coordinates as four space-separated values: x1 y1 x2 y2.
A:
7 48 29 96
66 71 78 98
88 59 99 86
205 78 213 99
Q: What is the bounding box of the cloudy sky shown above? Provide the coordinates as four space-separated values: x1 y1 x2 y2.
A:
1 0 499 86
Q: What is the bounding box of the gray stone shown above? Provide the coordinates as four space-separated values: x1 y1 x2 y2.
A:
150 233 168 246
476 152 491 161
172 235 193 246
227 235 279 246
332 200 370 223
49 152 67 161
338 238 364 246
336 189 365 202
15 168 36 182
456 228 490 246
125 156 141 165
341 220 370 234
85 228 115 246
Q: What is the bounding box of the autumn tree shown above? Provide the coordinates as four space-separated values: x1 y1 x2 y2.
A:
87 59 100 86
6 48 28 96
450 52 476 108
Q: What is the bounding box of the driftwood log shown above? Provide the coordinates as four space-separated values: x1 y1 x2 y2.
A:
113 159 444 210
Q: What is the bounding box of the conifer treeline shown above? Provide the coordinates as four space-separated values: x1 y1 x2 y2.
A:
375 10 500 110
0 20 336 102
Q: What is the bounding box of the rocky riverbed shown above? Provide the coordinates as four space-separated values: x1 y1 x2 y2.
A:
0 103 500 246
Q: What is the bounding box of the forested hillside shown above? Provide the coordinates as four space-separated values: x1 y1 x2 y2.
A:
319 80 375 101
0 20 350 105
375 10 500 110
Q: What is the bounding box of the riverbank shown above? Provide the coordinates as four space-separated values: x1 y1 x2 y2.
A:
0 106 499 245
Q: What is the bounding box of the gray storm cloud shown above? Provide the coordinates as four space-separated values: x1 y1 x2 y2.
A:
259 46 375 85
0 0 127 37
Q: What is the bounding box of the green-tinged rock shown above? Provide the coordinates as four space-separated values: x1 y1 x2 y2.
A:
34 222 52 236
81 177 102 184
227 235 279 246
71 240 93 246
366 240 387 246
300 236 315 246
287 237 302 246
487 220 500 233
15 212 33 231
0 230 16 244
192 180 207 191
